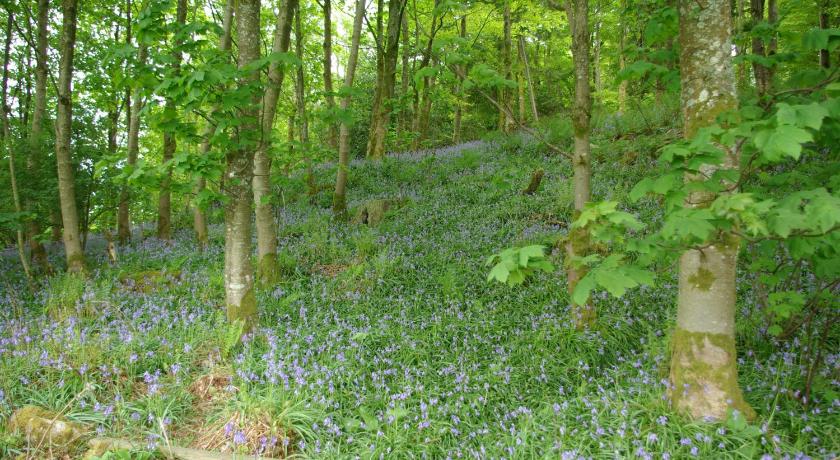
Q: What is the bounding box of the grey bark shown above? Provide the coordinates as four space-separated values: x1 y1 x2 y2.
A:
671 0 754 421
253 0 296 281
55 0 84 273
331 0 366 218
225 0 261 329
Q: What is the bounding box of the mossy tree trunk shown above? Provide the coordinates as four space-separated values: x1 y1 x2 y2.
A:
55 0 85 274
25 0 52 272
193 0 234 249
225 0 261 329
670 0 754 421
294 2 316 197
564 0 593 329
332 0 366 218
253 0 296 282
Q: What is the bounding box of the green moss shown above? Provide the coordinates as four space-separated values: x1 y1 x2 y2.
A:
67 253 87 274
669 329 756 421
227 288 258 332
8 405 85 449
688 267 716 291
258 253 281 285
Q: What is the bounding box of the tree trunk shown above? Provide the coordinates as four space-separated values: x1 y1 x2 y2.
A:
410 0 442 149
294 3 315 198
120 45 145 245
26 0 52 272
157 0 187 241
322 0 337 148
618 4 627 114
750 0 771 96
518 35 539 123
55 0 85 273
565 0 593 329
225 0 261 329
117 0 134 245
500 0 514 132
366 0 385 157
332 0 365 218
193 0 233 249
1 12 31 279
592 18 602 93
253 0 295 283
452 15 466 143
819 4 830 68
671 0 754 421
367 0 408 159
398 10 410 141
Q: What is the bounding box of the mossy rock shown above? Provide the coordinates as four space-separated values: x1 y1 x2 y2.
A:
8 405 86 451
352 198 409 226
119 269 183 293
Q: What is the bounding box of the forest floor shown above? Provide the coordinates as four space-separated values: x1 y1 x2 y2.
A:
1 115 838 459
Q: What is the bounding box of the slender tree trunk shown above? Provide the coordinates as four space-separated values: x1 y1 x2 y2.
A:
117 0 134 245
1 12 31 279
819 3 830 68
225 0 261 329
593 20 602 93
332 0 365 218
157 0 187 241
452 15 466 143
670 0 755 421
366 0 385 157
398 10 410 141
410 0 442 149
253 0 296 282
565 0 593 329
322 0 337 148
193 0 233 249
517 71 526 125
25 0 52 272
367 0 408 159
518 35 539 123
295 3 315 198
750 0 771 96
120 45 145 244
618 4 627 114
500 0 514 132
55 0 85 273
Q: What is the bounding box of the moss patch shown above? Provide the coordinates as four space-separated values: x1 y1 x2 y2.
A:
8 405 86 452
668 329 756 421
687 267 716 291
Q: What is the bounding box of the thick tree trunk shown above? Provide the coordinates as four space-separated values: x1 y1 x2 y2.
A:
452 15 466 143
253 0 296 282
26 0 51 272
565 0 593 329
322 0 337 148
157 0 187 241
518 35 539 123
1 12 31 278
332 0 365 218
671 0 754 421
367 0 407 159
225 0 261 329
55 0 85 273
193 0 233 249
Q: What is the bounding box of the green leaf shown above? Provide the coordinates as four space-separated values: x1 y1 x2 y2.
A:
754 125 813 161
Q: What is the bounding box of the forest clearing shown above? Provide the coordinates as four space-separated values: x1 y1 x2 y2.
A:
0 0 838 458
